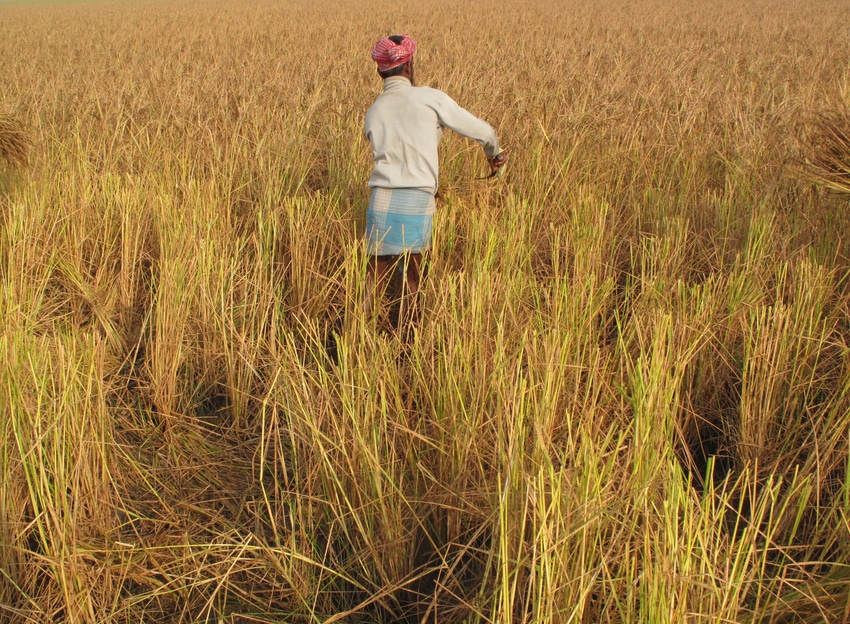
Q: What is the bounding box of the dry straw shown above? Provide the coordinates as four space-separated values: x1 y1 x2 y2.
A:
796 108 850 194
0 113 28 169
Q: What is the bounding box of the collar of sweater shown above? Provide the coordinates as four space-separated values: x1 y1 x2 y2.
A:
382 76 411 93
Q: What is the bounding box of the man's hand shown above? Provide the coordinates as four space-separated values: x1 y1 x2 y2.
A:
488 151 507 172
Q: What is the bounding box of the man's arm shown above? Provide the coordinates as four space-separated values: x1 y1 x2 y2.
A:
429 89 502 159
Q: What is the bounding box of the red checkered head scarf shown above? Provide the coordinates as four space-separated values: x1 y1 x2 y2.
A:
371 34 417 72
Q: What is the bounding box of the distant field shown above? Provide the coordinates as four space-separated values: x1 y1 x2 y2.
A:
2 0 850 622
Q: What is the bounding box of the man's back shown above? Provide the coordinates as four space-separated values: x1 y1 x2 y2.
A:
365 77 444 193
365 77 500 194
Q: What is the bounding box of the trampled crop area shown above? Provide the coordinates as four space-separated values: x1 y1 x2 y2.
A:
2 0 850 621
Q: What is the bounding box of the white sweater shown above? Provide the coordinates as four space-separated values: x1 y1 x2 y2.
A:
365 76 501 194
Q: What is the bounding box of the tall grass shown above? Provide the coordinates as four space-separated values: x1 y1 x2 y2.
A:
0 114 27 170
2 0 850 621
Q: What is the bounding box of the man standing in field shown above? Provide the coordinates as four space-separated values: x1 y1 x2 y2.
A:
363 34 506 323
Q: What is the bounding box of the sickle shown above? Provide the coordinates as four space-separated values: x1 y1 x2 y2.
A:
476 168 502 180
476 151 506 180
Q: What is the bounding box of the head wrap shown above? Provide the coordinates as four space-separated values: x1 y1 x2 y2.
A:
371 35 417 72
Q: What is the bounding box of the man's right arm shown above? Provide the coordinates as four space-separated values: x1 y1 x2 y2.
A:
428 89 501 159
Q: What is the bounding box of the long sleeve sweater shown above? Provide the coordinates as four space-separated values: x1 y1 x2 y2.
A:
364 76 501 194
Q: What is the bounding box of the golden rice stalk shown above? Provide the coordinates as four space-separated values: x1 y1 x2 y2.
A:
795 108 850 194
0 113 28 169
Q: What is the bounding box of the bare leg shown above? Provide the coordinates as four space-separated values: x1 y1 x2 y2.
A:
363 255 396 316
402 253 423 298
399 252 425 331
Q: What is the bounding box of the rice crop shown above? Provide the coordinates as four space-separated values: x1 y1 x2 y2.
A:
797 108 850 195
0 114 28 170
2 0 850 622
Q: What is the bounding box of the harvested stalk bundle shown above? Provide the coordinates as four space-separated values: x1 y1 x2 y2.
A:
796 108 850 194
0 113 28 169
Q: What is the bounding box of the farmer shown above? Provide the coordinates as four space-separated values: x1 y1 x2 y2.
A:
363 34 506 321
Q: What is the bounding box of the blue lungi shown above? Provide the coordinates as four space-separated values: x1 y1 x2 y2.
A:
365 187 436 255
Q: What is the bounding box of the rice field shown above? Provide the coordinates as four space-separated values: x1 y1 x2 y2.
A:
2 0 850 621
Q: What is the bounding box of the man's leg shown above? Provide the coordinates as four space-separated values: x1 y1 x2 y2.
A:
399 252 426 329
363 254 396 316
401 253 424 297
